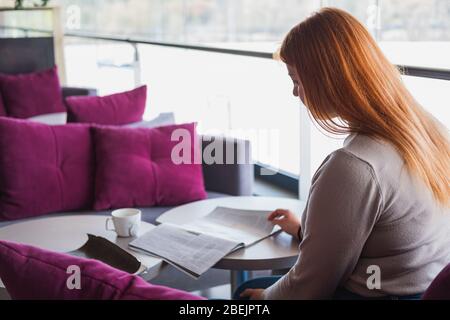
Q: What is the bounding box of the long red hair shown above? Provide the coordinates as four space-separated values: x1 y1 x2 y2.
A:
279 7 450 206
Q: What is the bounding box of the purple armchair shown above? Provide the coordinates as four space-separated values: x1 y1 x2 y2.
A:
62 86 97 99
422 264 450 300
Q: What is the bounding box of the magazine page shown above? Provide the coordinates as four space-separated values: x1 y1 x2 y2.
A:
180 207 278 246
129 224 241 278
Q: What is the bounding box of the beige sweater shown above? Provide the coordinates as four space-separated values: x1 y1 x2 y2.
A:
264 134 450 299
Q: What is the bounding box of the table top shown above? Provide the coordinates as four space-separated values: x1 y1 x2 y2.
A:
0 215 164 280
157 196 306 270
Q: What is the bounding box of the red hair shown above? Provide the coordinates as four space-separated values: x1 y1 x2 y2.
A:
280 8 450 206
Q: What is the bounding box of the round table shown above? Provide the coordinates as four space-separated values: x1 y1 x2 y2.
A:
0 215 164 281
157 196 306 293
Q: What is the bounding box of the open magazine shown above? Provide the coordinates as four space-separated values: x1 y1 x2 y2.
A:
129 207 278 278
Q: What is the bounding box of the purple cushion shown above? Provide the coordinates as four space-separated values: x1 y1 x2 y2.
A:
0 91 6 116
0 117 94 221
66 86 147 125
0 240 204 300
0 67 65 119
422 264 450 300
93 123 207 210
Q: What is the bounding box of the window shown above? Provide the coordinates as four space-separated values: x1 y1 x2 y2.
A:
2 0 448 191
64 40 301 175
57 0 321 45
60 0 450 183
58 0 323 177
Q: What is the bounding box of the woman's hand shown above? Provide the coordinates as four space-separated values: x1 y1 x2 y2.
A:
240 289 265 300
268 209 301 240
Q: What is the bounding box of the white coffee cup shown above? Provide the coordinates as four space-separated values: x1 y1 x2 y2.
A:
105 208 142 238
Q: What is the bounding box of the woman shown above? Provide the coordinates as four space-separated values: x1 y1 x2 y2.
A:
239 7 450 300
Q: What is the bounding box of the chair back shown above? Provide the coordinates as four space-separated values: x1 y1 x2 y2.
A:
422 263 450 300
0 37 55 75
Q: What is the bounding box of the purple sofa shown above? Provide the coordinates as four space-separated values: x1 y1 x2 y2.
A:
0 86 253 300
0 86 254 227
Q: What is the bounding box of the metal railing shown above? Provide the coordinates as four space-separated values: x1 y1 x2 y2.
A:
1 25 450 81
65 31 450 81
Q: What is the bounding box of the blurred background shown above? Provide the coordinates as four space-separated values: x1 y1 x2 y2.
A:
0 0 449 196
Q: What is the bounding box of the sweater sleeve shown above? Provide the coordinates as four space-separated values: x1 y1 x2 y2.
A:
264 150 384 300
